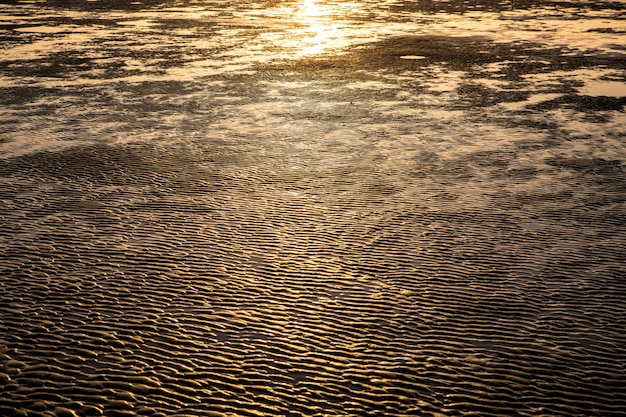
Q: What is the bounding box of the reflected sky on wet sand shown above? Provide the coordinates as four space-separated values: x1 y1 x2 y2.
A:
0 1 625 417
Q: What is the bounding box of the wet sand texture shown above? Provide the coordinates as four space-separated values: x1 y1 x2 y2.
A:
1 0 626 416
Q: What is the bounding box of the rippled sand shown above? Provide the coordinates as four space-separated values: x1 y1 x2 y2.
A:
1 1 626 416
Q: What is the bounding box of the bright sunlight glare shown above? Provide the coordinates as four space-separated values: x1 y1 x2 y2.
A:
292 0 360 56
300 0 323 18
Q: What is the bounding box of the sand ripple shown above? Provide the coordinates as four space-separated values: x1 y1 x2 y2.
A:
1 0 625 414
1 143 625 416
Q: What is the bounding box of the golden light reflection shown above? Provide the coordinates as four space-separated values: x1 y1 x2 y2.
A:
299 23 341 56
292 0 359 57
300 0 323 18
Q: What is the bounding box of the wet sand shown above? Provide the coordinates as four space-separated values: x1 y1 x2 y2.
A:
1 1 626 416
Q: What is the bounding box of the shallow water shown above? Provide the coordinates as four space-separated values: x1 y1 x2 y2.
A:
1 1 626 416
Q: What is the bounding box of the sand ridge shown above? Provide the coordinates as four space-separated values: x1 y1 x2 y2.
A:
1 140 625 416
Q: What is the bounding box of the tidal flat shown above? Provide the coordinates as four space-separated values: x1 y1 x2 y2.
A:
1 0 625 416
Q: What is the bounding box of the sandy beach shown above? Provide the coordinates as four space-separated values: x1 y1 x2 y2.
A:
1 0 625 416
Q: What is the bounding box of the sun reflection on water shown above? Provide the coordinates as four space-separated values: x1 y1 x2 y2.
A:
292 0 359 56
300 0 323 18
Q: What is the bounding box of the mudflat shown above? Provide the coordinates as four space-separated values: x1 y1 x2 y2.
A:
1 1 625 416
